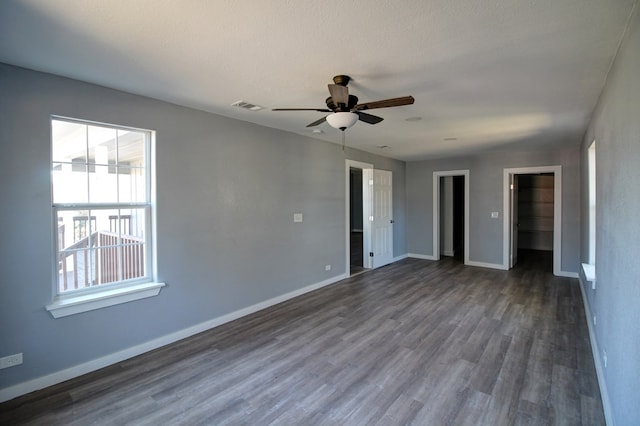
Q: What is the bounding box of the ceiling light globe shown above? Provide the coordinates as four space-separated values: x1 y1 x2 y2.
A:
326 112 358 130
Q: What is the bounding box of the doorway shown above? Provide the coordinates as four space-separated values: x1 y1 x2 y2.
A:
432 170 470 264
345 161 394 275
438 176 465 260
346 160 373 276
514 173 554 270
503 166 562 275
349 167 365 274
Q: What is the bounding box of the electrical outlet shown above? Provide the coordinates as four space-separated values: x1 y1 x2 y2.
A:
0 353 23 369
593 315 596 326
603 350 607 368
325 264 331 271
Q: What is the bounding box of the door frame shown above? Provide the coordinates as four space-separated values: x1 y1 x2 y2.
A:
502 165 562 275
346 160 373 273
432 170 470 264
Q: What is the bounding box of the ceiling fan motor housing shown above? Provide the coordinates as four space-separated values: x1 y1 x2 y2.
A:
332 75 351 86
326 95 359 112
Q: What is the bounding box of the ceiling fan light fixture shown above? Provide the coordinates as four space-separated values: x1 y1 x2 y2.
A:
326 112 358 131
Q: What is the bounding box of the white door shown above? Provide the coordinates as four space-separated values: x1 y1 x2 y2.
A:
372 169 393 268
510 174 519 268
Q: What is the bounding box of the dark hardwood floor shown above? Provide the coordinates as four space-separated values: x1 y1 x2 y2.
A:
0 251 604 425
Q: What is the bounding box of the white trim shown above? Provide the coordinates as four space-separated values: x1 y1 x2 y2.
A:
46 281 165 318
441 250 455 257
503 166 564 276
1 273 348 403
432 170 470 264
408 253 438 261
407 253 438 260
557 271 579 279
465 260 509 270
407 255 560 274
393 254 408 262
578 276 613 426
345 160 374 273
582 263 597 284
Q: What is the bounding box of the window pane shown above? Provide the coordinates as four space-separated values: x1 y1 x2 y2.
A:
95 245 119 285
58 238 95 292
89 165 118 203
90 208 120 237
88 125 117 166
52 163 88 203
52 120 87 163
118 166 147 202
56 206 149 292
122 243 145 280
56 208 140 290
57 247 93 292
118 207 146 240
118 130 145 166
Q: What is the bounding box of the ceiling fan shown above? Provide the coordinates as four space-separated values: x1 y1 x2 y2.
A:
273 75 415 131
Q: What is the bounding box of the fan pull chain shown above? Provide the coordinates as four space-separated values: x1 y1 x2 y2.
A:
342 130 346 151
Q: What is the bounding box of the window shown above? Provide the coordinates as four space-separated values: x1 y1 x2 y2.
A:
588 141 596 264
582 140 597 286
47 117 163 318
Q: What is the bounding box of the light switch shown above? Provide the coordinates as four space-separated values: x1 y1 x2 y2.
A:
294 213 303 223
491 212 499 218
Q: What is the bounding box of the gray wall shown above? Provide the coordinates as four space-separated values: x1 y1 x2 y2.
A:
0 63 406 389
406 147 580 272
580 7 640 425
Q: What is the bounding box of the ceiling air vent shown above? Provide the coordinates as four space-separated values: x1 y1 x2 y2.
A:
231 100 263 111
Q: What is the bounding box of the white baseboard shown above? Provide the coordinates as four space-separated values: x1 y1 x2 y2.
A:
441 250 455 257
408 253 437 261
408 255 507 271
578 276 613 426
465 260 509 270
393 254 408 262
403 255 574 279
0 272 349 403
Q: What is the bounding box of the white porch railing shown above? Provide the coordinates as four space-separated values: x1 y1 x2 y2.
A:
58 231 144 292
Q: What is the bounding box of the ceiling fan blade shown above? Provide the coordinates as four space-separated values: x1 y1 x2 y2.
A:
306 116 328 128
354 96 415 111
328 84 349 106
356 111 384 125
273 108 332 112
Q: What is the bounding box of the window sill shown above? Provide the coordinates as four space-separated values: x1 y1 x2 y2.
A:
46 281 166 318
581 263 596 288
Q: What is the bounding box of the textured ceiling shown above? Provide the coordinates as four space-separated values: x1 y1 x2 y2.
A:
0 0 636 161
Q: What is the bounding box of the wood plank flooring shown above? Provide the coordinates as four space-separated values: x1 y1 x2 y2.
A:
0 251 604 425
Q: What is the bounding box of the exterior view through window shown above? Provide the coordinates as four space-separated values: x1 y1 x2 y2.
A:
52 118 152 294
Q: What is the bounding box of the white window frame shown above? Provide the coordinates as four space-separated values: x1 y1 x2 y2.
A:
588 140 596 265
46 116 164 318
582 140 597 285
